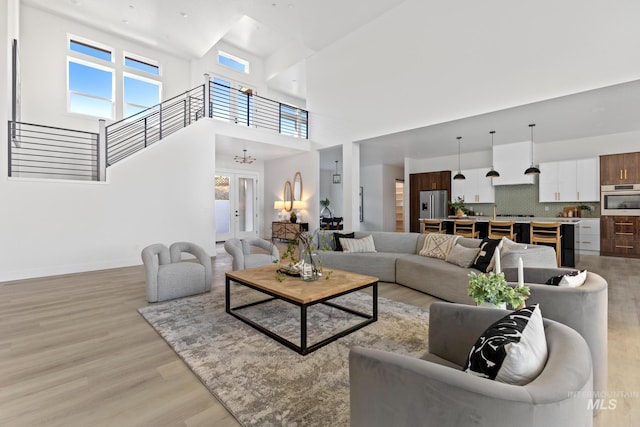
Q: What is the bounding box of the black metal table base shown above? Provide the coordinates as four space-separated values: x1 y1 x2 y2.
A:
225 277 378 355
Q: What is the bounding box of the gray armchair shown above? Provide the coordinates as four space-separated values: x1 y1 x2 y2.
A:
503 267 607 400
224 238 279 271
350 302 593 427
141 242 212 302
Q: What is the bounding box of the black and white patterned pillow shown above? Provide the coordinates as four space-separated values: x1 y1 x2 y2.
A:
470 237 501 272
464 305 548 385
333 232 355 251
545 269 587 287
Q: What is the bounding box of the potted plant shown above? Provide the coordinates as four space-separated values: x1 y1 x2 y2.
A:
468 271 530 309
577 204 592 217
320 197 333 218
449 196 468 217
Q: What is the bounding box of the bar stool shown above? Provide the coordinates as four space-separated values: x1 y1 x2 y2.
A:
454 219 479 238
420 219 446 234
488 220 517 241
529 222 562 267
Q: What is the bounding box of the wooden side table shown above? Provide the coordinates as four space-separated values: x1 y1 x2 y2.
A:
272 221 309 242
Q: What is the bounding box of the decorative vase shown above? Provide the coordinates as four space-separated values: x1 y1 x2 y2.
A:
478 301 507 310
290 211 297 223
300 253 319 282
456 208 464 218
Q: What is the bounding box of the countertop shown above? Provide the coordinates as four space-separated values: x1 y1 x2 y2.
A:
419 216 583 224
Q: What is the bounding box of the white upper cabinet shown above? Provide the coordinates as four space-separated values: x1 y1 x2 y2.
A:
539 158 600 202
492 141 535 185
576 158 600 201
451 168 495 203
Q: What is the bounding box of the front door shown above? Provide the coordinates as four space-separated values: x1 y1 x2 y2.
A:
215 171 259 241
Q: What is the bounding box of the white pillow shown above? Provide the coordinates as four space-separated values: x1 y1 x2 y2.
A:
340 234 377 253
500 236 527 254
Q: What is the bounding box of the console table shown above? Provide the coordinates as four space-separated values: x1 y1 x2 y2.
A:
272 221 309 242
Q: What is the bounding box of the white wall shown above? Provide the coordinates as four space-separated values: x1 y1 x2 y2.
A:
19 5 191 133
0 119 217 282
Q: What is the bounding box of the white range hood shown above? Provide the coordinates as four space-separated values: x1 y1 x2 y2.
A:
492 140 536 186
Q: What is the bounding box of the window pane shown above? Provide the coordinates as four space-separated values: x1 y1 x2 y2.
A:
69 61 112 99
70 93 113 118
70 40 112 61
124 76 160 107
218 52 248 73
125 57 159 75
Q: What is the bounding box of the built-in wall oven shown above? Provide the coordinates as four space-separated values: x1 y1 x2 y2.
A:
601 184 640 216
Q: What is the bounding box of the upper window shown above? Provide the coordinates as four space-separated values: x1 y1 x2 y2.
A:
67 35 162 120
218 51 250 74
125 54 160 75
70 39 113 62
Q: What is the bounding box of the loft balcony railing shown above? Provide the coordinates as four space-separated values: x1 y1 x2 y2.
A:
106 85 205 166
7 121 99 181
7 82 309 181
209 80 308 139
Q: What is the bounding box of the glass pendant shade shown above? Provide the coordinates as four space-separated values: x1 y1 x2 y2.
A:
486 130 500 178
454 136 465 180
524 124 540 175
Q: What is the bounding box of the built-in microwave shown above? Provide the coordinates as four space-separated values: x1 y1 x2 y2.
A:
601 184 640 216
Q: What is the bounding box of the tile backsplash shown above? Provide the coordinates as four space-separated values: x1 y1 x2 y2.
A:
465 180 600 218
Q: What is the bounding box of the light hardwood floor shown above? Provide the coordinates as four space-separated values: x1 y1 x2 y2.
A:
0 246 638 426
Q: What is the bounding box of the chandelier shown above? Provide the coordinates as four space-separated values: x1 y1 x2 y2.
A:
234 149 256 164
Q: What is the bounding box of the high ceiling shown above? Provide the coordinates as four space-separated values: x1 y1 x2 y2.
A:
22 0 640 168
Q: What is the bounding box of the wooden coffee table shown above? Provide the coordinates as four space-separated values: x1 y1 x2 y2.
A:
225 265 378 355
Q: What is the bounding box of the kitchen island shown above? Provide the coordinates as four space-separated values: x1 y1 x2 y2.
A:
419 216 580 267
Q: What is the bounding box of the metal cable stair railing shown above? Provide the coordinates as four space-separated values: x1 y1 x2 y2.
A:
7 121 100 181
106 85 205 166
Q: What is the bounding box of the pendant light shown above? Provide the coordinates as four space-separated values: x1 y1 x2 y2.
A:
524 123 541 175
332 160 341 184
453 136 466 180
485 130 500 178
234 149 255 164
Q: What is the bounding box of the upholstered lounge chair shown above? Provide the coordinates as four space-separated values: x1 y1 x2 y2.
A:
224 238 279 271
350 302 593 427
141 242 212 302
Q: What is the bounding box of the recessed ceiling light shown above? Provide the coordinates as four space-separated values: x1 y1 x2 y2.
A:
122 19 129 24
71 0 82 5
129 4 134 9
180 12 188 18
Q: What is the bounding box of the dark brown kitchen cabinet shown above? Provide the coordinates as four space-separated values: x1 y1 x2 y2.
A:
600 216 640 258
600 152 640 185
409 171 451 232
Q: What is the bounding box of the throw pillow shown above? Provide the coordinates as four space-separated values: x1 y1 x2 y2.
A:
333 232 355 251
340 234 376 253
445 243 481 268
471 238 502 272
545 269 588 287
419 234 460 260
500 237 527 255
464 305 548 385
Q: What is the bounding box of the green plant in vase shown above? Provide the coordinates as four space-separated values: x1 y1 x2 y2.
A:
449 196 468 217
468 271 530 309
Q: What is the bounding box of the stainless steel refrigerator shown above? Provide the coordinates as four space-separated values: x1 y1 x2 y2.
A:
419 190 448 219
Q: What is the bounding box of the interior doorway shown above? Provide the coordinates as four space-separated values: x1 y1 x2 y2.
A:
215 170 259 241
395 180 404 232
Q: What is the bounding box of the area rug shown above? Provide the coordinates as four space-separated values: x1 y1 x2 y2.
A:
138 285 430 427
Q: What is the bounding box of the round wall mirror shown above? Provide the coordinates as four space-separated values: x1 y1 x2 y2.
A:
293 172 303 201
283 181 293 212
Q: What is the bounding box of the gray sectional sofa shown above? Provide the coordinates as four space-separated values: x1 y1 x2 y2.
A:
314 230 557 304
